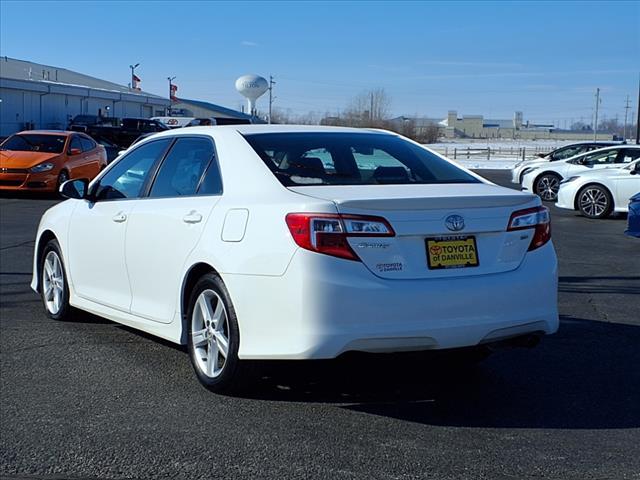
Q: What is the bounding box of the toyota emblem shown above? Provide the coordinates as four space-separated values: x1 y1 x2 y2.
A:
445 214 465 232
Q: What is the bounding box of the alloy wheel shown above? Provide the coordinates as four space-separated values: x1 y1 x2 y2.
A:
42 251 64 315
190 289 230 378
579 187 609 217
536 175 560 201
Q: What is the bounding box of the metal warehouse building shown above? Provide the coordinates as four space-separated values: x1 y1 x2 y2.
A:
0 57 170 136
170 98 261 123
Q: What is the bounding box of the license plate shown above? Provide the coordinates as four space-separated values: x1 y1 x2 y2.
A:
426 236 479 269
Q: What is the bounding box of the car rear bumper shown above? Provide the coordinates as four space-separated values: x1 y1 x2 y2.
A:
224 243 559 360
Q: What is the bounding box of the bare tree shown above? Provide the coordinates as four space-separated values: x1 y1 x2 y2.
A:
344 88 392 127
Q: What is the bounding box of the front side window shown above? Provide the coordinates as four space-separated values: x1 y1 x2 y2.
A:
68 137 82 153
93 139 171 201
582 149 619 166
0 134 67 154
244 132 479 187
552 145 584 161
149 137 216 198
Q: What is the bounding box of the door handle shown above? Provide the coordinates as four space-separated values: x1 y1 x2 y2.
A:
183 211 203 224
112 212 127 223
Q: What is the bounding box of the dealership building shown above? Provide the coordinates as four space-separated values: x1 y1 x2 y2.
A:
0 57 171 136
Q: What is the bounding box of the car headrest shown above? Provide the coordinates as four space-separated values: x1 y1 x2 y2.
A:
373 166 410 183
289 157 325 172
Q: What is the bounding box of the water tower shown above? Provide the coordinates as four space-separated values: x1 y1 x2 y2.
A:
235 74 268 116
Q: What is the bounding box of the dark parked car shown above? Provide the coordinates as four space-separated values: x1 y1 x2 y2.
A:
537 141 626 161
93 136 121 163
625 192 640 238
69 117 169 149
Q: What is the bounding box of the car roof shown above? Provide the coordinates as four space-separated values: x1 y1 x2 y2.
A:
558 141 624 146
15 130 74 136
157 124 393 136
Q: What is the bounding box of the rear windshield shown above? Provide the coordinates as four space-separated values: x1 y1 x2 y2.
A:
244 132 479 186
0 134 67 154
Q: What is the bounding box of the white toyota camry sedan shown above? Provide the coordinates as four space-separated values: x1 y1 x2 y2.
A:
31 125 558 392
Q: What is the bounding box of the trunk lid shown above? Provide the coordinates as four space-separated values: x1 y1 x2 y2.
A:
289 183 539 279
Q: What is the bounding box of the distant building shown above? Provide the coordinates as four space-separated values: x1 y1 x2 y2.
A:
170 98 263 124
0 56 170 136
438 110 618 141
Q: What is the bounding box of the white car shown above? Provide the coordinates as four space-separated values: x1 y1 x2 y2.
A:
520 145 640 202
556 159 640 219
510 141 624 185
31 125 558 393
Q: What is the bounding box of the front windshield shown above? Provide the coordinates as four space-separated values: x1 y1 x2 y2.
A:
0 134 67 154
244 132 480 187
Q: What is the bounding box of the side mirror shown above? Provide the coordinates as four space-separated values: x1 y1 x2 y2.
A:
69 148 82 156
60 178 89 199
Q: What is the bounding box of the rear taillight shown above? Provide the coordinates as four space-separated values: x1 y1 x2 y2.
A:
285 213 395 261
507 206 551 251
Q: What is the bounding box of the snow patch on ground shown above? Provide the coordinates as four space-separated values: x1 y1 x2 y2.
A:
452 159 519 170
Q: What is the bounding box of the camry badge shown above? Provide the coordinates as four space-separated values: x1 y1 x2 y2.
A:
445 214 465 232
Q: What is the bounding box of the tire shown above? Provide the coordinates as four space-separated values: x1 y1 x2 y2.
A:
40 239 72 321
534 173 561 202
577 184 613 219
445 345 493 368
56 170 69 192
186 273 253 393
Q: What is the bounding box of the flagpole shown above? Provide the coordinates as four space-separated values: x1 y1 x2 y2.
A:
129 63 140 90
168 76 176 116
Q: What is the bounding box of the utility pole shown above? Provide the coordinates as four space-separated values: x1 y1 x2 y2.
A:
370 92 374 122
268 75 276 124
129 63 140 90
593 87 600 141
636 75 640 144
623 95 631 140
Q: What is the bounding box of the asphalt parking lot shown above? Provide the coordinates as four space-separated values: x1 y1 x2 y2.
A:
1 169 639 480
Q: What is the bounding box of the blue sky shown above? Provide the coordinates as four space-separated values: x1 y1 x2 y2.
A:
1 1 638 124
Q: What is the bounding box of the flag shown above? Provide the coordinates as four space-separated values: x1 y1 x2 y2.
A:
132 74 141 91
170 83 178 101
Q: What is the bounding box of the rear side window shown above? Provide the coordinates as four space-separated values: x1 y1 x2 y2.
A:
80 137 96 152
149 137 216 198
620 149 640 164
244 132 479 186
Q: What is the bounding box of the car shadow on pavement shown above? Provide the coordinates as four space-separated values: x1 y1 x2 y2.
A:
0 191 60 201
238 316 640 429
559 275 640 295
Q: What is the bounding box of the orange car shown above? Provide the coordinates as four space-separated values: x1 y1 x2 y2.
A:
0 130 107 192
